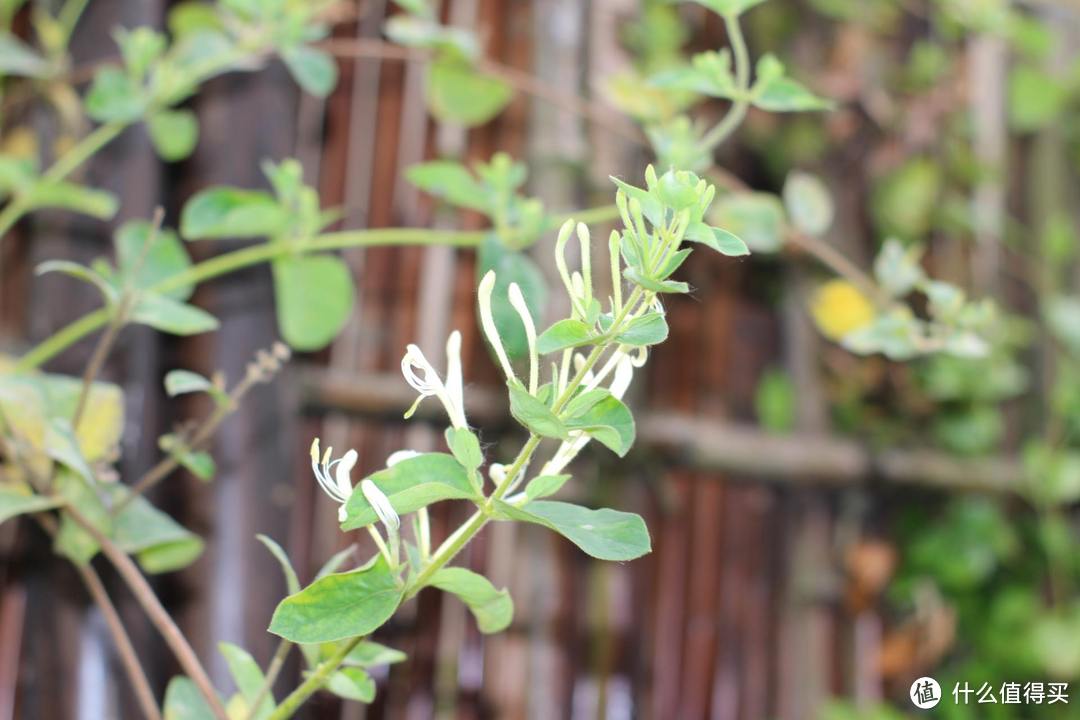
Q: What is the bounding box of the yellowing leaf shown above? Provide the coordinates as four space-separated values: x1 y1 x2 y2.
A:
810 279 875 341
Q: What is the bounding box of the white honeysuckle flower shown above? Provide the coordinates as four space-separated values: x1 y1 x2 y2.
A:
445 329 464 417
554 220 581 316
386 449 421 467
576 222 592 302
401 330 468 429
507 282 539 394
360 479 400 531
478 270 517 383
609 353 634 399
310 438 358 522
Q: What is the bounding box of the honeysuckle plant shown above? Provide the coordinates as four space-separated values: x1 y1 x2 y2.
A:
254 167 748 716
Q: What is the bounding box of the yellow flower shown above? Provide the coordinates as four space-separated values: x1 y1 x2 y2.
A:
810 279 875 341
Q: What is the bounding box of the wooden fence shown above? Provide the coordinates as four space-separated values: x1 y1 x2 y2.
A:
0 0 1024 718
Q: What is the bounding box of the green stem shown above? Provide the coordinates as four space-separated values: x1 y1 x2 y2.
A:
265 637 362 720
0 122 128 243
45 121 127 184
698 14 751 154
245 639 291 720
16 228 483 371
17 206 621 371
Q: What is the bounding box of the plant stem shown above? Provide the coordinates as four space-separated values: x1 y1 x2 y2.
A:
32 512 161 720
258 249 652 717
698 14 751 154
73 561 163 720
785 230 887 306
17 207 620 371
72 302 127 430
64 504 229 720
0 121 127 243
244 639 292 720
265 637 362 720
115 366 266 512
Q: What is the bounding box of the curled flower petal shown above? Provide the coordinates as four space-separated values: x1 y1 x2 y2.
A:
508 282 538 394
445 331 464 420
400 336 468 429
334 449 358 499
387 449 421 467
361 479 400 531
478 270 516 383
310 438 359 520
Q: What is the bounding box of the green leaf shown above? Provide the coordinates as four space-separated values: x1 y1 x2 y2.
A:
116 27 166 78
871 158 940 241
163 676 218 720
1009 64 1066 132
282 45 339 97
0 156 39 196
754 78 833 112
26 181 118 219
343 640 407 668
494 500 651 561
147 109 199 162
384 16 477 57
476 236 548 360
752 56 833 112
180 187 286 239
563 389 635 457
426 59 512 127
256 534 301 596
323 667 375 703
0 32 50 77
3 373 126 462
615 312 668 346
680 0 767 16
45 418 94 483
523 474 569 501
1045 296 1080 356
444 427 483 491
341 452 478 530
405 160 488 211
272 255 355 351
164 369 213 396
623 266 689 294
268 555 403 643
109 486 204 573
708 192 785 253
754 369 795 433
159 434 216 480
131 293 219 335
85 66 146 122
35 260 118 304
537 318 595 354
219 642 273 719
53 469 110 565
507 380 568 440
427 567 513 633
114 220 194 300
873 238 925 298
650 50 737 99
0 487 62 526
782 171 833 236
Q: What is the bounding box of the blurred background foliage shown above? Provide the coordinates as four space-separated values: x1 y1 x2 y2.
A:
3 0 1080 717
